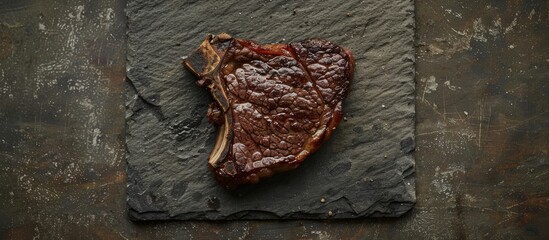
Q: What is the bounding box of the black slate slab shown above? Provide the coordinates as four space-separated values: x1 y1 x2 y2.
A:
126 0 416 220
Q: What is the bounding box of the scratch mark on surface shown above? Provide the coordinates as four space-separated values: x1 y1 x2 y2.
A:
528 9 536 20
118 232 129 240
442 82 446 120
504 12 519 34
421 76 438 101
478 104 482 148
506 197 549 210
92 128 101 146
534 171 548 179
444 80 461 91
417 130 446 136
485 106 491 134
490 111 548 132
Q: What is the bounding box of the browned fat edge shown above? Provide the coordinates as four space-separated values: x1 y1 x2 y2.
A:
182 33 235 168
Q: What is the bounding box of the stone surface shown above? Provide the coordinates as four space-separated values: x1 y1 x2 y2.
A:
125 0 416 220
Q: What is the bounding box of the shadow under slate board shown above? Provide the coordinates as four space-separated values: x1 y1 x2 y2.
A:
125 0 416 220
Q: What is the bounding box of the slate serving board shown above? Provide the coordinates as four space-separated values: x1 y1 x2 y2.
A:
126 0 416 220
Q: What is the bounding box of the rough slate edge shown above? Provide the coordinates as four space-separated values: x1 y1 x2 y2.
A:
125 0 416 220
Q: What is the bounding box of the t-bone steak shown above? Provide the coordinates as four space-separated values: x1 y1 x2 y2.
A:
182 33 354 189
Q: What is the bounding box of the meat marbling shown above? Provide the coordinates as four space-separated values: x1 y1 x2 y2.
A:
183 33 354 189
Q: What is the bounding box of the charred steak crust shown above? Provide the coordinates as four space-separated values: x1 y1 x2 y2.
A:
183 34 354 189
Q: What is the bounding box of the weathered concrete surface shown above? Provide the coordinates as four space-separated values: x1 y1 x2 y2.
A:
0 0 548 238
0 0 127 238
125 0 416 220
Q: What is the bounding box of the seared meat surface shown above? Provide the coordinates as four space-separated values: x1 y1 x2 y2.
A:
183 34 354 189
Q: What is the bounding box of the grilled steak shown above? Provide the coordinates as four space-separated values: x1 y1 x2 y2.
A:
183 33 354 189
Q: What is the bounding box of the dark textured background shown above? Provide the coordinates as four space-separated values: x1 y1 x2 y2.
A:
1 0 548 238
125 0 416 220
